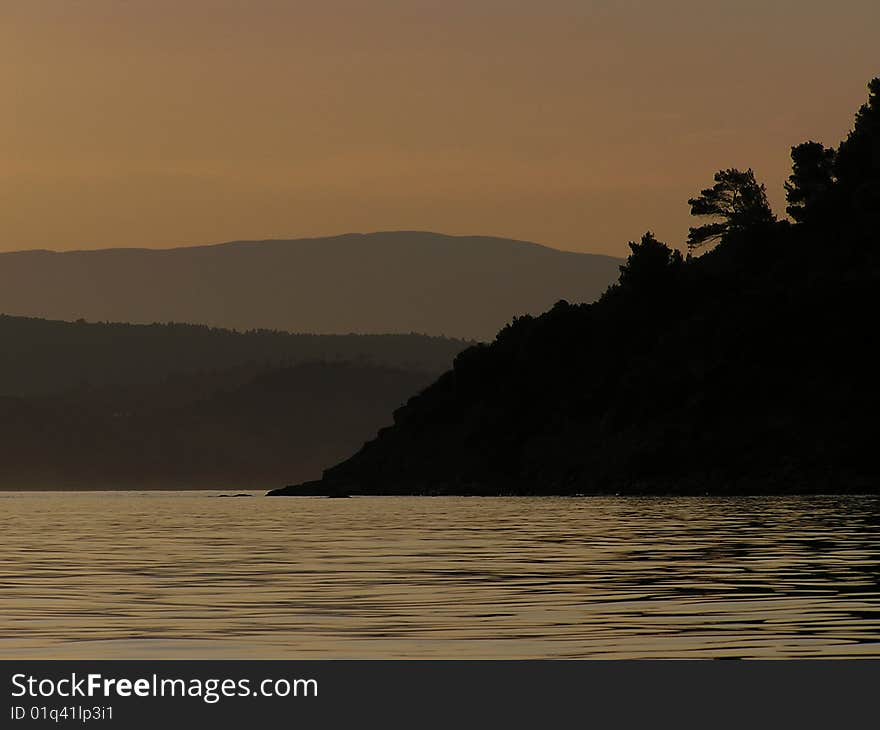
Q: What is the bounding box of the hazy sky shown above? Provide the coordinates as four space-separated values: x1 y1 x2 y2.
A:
2 1 877 256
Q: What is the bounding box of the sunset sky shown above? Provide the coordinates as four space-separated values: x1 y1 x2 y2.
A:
2 1 877 256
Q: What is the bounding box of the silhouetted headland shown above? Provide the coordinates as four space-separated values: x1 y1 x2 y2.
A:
270 78 880 497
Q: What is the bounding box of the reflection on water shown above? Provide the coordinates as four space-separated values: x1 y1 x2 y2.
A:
1 492 878 658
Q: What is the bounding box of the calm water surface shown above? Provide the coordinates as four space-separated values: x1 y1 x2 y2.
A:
1 492 879 658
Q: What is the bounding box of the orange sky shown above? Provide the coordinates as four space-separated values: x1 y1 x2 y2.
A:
2 1 877 256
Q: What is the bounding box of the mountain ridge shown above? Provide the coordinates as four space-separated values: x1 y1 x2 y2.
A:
1 230 597 256
0 231 621 340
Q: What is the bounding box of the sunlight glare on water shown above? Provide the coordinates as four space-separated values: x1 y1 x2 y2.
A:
1 492 879 658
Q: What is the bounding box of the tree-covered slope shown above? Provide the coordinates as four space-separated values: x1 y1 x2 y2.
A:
0 315 466 396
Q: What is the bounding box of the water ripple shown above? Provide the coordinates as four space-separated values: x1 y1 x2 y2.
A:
1 492 878 658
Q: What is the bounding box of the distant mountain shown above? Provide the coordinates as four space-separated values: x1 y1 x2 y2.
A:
0 314 466 397
0 362 434 489
0 232 621 340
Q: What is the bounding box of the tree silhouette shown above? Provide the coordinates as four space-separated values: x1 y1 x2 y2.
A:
687 168 776 252
784 78 879 225
618 232 683 290
785 142 836 224
834 77 880 216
